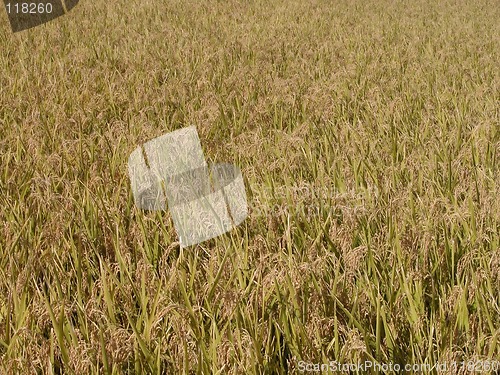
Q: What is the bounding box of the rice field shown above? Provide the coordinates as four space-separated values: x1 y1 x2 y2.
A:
0 0 499 373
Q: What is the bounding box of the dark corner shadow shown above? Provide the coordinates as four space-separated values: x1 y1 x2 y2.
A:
64 0 78 12
3 0 80 33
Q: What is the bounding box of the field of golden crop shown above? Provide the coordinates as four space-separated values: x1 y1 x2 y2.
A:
1 0 499 373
